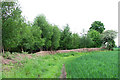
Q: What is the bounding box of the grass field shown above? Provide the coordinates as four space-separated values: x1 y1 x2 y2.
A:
2 50 118 78
65 51 118 78
2 52 84 78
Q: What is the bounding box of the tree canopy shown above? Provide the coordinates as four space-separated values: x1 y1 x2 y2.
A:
89 21 105 34
1 1 117 53
101 30 117 50
87 29 102 47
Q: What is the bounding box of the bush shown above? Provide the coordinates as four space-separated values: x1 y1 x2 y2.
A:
2 52 12 59
106 41 115 51
22 51 28 54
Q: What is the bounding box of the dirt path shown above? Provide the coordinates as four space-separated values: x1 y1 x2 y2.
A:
60 64 67 78
2 48 102 65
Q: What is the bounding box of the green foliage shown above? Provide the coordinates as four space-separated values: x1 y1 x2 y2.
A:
22 51 28 54
101 30 117 50
2 1 18 22
87 29 102 47
2 51 11 59
101 30 117 43
2 51 16 59
2 17 21 50
31 25 45 51
18 25 34 52
105 40 115 50
113 48 120 51
1 0 116 53
71 33 80 49
2 2 23 51
79 35 93 48
89 21 105 33
2 52 82 78
44 24 53 50
3 51 118 78
33 15 53 50
51 25 61 50
60 24 72 49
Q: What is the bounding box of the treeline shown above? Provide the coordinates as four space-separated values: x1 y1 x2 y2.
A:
1 1 117 53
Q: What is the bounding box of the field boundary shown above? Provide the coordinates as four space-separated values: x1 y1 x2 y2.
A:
2 48 102 65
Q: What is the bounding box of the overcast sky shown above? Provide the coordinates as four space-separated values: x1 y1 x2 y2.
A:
18 0 119 46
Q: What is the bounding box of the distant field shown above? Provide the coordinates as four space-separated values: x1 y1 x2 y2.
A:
2 50 118 78
65 51 118 78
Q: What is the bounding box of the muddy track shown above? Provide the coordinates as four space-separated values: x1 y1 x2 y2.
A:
60 64 67 78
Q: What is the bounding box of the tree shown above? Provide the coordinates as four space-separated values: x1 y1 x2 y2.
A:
2 1 23 52
44 24 53 50
106 40 115 50
51 25 61 50
71 33 80 49
18 25 34 52
87 29 102 47
2 1 18 23
101 30 117 44
101 30 117 50
79 35 93 48
2 16 21 51
31 25 45 52
33 15 53 50
89 21 105 33
60 24 72 49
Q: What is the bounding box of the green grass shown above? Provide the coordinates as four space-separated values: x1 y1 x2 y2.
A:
65 51 118 78
2 52 85 78
113 48 120 51
2 50 118 78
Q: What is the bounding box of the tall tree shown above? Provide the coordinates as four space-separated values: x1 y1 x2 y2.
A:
51 25 61 50
60 24 72 49
18 25 34 52
33 15 53 50
44 24 53 50
2 1 18 23
101 30 117 50
87 29 102 47
71 33 80 49
79 35 93 48
89 21 105 33
2 1 23 52
31 25 45 52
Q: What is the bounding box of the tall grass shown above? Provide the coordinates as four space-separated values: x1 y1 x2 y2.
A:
3 50 118 78
65 51 118 78
2 52 83 78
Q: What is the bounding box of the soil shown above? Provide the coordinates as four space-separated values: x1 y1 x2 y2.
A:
60 64 67 78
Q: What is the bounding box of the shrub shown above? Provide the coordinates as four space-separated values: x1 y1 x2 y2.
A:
2 52 12 59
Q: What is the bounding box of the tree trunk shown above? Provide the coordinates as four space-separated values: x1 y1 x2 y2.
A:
2 48 4 54
50 47 52 51
40 47 42 51
21 47 23 52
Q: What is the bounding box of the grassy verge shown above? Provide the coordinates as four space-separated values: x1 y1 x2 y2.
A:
2 51 87 78
3 50 117 78
65 51 118 78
